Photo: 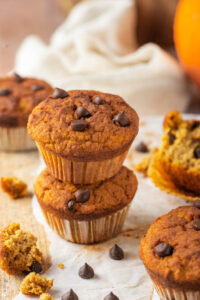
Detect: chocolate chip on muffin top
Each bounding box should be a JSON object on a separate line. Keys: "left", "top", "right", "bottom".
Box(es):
{"left": 28, "top": 90, "right": 139, "bottom": 160}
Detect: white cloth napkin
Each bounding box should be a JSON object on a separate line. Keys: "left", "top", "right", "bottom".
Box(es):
{"left": 15, "top": 0, "right": 189, "bottom": 115}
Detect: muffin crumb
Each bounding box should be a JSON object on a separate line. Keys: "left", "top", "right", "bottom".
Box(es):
{"left": 40, "top": 293, "right": 54, "bottom": 300}
{"left": 1, "top": 176, "right": 27, "bottom": 199}
{"left": 20, "top": 272, "right": 53, "bottom": 295}
{"left": 58, "top": 263, "right": 64, "bottom": 269}
{"left": 134, "top": 148, "right": 158, "bottom": 175}
{"left": 0, "top": 223, "right": 42, "bottom": 275}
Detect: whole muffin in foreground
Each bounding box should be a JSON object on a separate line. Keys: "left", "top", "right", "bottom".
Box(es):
{"left": 0, "top": 73, "right": 53, "bottom": 151}
{"left": 34, "top": 166, "right": 138, "bottom": 244}
{"left": 149, "top": 111, "right": 200, "bottom": 196}
{"left": 28, "top": 89, "right": 139, "bottom": 184}
{"left": 139, "top": 204, "right": 200, "bottom": 300}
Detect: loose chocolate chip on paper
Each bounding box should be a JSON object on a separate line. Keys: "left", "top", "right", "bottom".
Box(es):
{"left": 109, "top": 244, "right": 124, "bottom": 260}
{"left": 168, "top": 131, "right": 176, "bottom": 145}
{"left": 94, "top": 95, "right": 104, "bottom": 105}
{"left": 0, "top": 89, "right": 11, "bottom": 96}
{"left": 32, "top": 84, "right": 44, "bottom": 91}
{"left": 193, "top": 219, "right": 200, "bottom": 231}
{"left": 194, "top": 145, "right": 200, "bottom": 158}
{"left": 71, "top": 120, "right": 88, "bottom": 132}
{"left": 76, "top": 106, "right": 91, "bottom": 119}
{"left": 75, "top": 189, "right": 90, "bottom": 203}
{"left": 12, "top": 72, "right": 24, "bottom": 82}
{"left": 61, "top": 289, "right": 79, "bottom": 300}
{"left": 68, "top": 200, "right": 76, "bottom": 211}
{"left": 104, "top": 292, "right": 120, "bottom": 300}
{"left": 135, "top": 142, "right": 149, "bottom": 153}
{"left": 114, "top": 111, "right": 129, "bottom": 127}
{"left": 53, "top": 87, "right": 69, "bottom": 99}
{"left": 193, "top": 200, "right": 200, "bottom": 209}
{"left": 78, "top": 263, "right": 94, "bottom": 279}
{"left": 30, "top": 261, "right": 43, "bottom": 273}
{"left": 155, "top": 243, "right": 173, "bottom": 257}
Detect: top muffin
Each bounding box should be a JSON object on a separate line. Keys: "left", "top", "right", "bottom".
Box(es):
{"left": 0, "top": 74, "right": 53, "bottom": 127}
{"left": 139, "top": 205, "right": 200, "bottom": 290}
{"left": 28, "top": 89, "right": 139, "bottom": 160}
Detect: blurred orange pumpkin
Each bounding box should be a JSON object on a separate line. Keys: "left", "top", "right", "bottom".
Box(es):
{"left": 174, "top": 0, "right": 200, "bottom": 87}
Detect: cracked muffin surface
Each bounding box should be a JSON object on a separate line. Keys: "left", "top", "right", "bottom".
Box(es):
{"left": 34, "top": 166, "right": 138, "bottom": 221}
{"left": 140, "top": 205, "right": 200, "bottom": 290}
{"left": 0, "top": 75, "right": 53, "bottom": 127}
{"left": 0, "top": 223, "right": 42, "bottom": 275}
{"left": 28, "top": 90, "right": 139, "bottom": 160}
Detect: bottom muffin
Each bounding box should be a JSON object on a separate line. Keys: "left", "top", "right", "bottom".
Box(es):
{"left": 139, "top": 204, "right": 200, "bottom": 300}
{"left": 34, "top": 166, "right": 138, "bottom": 244}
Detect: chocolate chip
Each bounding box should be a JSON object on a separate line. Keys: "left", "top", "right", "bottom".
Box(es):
{"left": 53, "top": 87, "right": 69, "bottom": 99}
{"left": 191, "top": 121, "right": 200, "bottom": 130}
{"left": 78, "top": 263, "right": 94, "bottom": 279}
{"left": 193, "top": 219, "right": 200, "bottom": 231}
{"left": 109, "top": 244, "right": 124, "bottom": 260}
{"left": 0, "top": 89, "right": 11, "bottom": 96}
{"left": 61, "top": 289, "right": 79, "bottom": 300}
{"left": 193, "top": 200, "right": 200, "bottom": 209}
{"left": 31, "top": 84, "right": 44, "bottom": 91}
{"left": 75, "top": 189, "right": 90, "bottom": 203}
{"left": 12, "top": 72, "right": 23, "bottom": 82}
{"left": 155, "top": 243, "right": 173, "bottom": 257}
{"left": 68, "top": 200, "right": 76, "bottom": 211}
{"left": 168, "top": 131, "right": 176, "bottom": 145}
{"left": 135, "top": 142, "right": 149, "bottom": 153}
{"left": 103, "top": 292, "right": 119, "bottom": 300}
{"left": 71, "top": 120, "right": 88, "bottom": 131}
{"left": 194, "top": 145, "right": 200, "bottom": 158}
{"left": 94, "top": 95, "right": 104, "bottom": 105}
{"left": 30, "top": 261, "right": 43, "bottom": 273}
{"left": 114, "top": 111, "right": 129, "bottom": 127}
{"left": 76, "top": 106, "right": 91, "bottom": 119}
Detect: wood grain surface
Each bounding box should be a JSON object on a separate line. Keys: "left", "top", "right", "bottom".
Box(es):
{"left": 0, "top": 150, "right": 51, "bottom": 299}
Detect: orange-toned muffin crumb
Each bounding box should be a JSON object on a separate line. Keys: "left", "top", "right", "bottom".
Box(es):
{"left": 140, "top": 205, "right": 200, "bottom": 290}
{"left": 1, "top": 176, "right": 27, "bottom": 199}
{"left": 134, "top": 147, "right": 158, "bottom": 176}
{"left": 0, "top": 223, "right": 42, "bottom": 275}
{"left": 148, "top": 111, "right": 200, "bottom": 196}
{"left": 20, "top": 272, "right": 53, "bottom": 295}
{"left": 40, "top": 293, "right": 54, "bottom": 300}
{"left": 28, "top": 89, "right": 139, "bottom": 160}
{"left": 34, "top": 166, "right": 138, "bottom": 221}
{"left": 58, "top": 263, "right": 64, "bottom": 269}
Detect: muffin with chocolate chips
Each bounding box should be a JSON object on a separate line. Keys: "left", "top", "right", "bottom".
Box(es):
{"left": 28, "top": 89, "right": 139, "bottom": 184}
{"left": 139, "top": 204, "right": 200, "bottom": 300}
{"left": 0, "top": 73, "right": 53, "bottom": 151}
{"left": 148, "top": 111, "right": 200, "bottom": 197}
{"left": 34, "top": 166, "right": 138, "bottom": 244}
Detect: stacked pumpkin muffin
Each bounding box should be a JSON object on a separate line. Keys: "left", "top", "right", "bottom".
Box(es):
{"left": 28, "top": 89, "right": 139, "bottom": 244}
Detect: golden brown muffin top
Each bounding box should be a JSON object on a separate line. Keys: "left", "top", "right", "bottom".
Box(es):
{"left": 34, "top": 166, "right": 138, "bottom": 221}
{"left": 28, "top": 90, "right": 139, "bottom": 160}
{"left": 139, "top": 205, "right": 200, "bottom": 290}
{"left": 0, "top": 74, "right": 53, "bottom": 127}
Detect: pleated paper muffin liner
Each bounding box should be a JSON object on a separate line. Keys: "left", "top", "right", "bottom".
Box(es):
{"left": 0, "top": 127, "right": 36, "bottom": 151}
{"left": 40, "top": 204, "right": 131, "bottom": 244}
{"left": 147, "top": 270, "right": 200, "bottom": 300}
{"left": 36, "top": 143, "right": 129, "bottom": 184}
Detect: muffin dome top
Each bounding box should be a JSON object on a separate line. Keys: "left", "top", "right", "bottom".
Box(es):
{"left": 0, "top": 74, "right": 53, "bottom": 127}
{"left": 28, "top": 90, "right": 139, "bottom": 160}
{"left": 34, "top": 166, "right": 138, "bottom": 221}
{"left": 139, "top": 205, "right": 200, "bottom": 290}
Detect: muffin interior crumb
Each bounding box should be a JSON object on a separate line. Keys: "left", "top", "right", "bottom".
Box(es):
{"left": 40, "top": 293, "right": 54, "bottom": 300}
{"left": 1, "top": 176, "right": 27, "bottom": 199}
{"left": 0, "top": 223, "right": 42, "bottom": 274}
{"left": 20, "top": 272, "right": 53, "bottom": 295}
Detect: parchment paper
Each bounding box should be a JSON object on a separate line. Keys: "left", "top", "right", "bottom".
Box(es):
{"left": 11, "top": 115, "right": 196, "bottom": 300}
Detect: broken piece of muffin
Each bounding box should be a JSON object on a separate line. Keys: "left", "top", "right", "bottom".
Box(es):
{"left": 0, "top": 223, "right": 43, "bottom": 275}
{"left": 40, "top": 293, "right": 54, "bottom": 300}
{"left": 1, "top": 176, "right": 27, "bottom": 199}
{"left": 20, "top": 272, "right": 53, "bottom": 295}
